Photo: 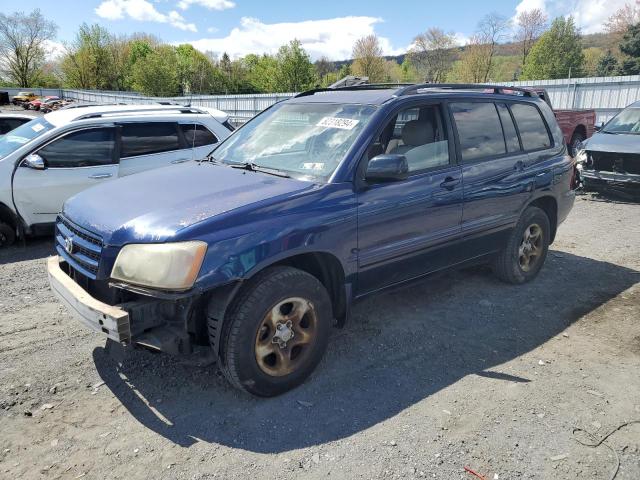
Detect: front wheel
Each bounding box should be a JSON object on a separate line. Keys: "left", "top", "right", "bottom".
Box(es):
{"left": 569, "top": 131, "right": 585, "bottom": 158}
{"left": 493, "top": 207, "right": 550, "bottom": 284}
{"left": 215, "top": 266, "right": 332, "bottom": 397}
{"left": 0, "top": 222, "right": 16, "bottom": 248}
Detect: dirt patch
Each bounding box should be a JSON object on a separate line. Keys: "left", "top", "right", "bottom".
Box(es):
{"left": 1, "top": 193, "right": 639, "bottom": 479}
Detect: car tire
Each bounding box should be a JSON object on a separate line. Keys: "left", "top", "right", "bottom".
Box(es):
{"left": 0, "top": 222, "right": 16, "bottom": 248}
{"left": 569, "top": 131, "right": 585, "bottom": 158}
{"left": 492, "top": 206, "right": 550, "bottom": 284}
{"left": 215, "top": 266, "right": 332, "bottom": 397}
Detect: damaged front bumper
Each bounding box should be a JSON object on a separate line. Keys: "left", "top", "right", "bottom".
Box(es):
{"left": 47, "top": 256, "right": 200, "bottom": 354}
{"left": 47, "top": 256, "right": 131, "bottom": 343}
{"left": 581, "top": 169, "right": 640, "bottom": 197}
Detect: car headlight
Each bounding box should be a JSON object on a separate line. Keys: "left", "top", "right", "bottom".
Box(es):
{"left": 111, "top": 241, "right": 207, "bottom": 290}
{"left": 575, "top": 149, "right": 588, "bottom": 164}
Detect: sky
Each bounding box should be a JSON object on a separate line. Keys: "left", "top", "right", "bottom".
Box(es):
{"left": 10, "top": 0, "right": 630, "bottom": 61}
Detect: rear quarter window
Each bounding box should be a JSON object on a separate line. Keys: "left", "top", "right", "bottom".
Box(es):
{"left": 451, "top": 102, "right": 506, "bottom": 161}
{"left": 510, "top": 103, "right": 552, "bottom": 151}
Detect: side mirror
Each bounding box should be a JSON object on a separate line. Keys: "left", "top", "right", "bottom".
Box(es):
{"left": 23, "top": 153, "right": 45, "bottom": 170}
{"left": 594, "top": 122, "right": 604, "bottom": 132}
{"left": 365, "top": 154, "right": 409, "bottom": 183}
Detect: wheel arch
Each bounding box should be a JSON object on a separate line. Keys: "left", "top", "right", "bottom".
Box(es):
{"left": 527, "top": 195, "right": 558, "bottom": 243}
{"left": 0, "top": 202, "right": 19, "bottom": 231}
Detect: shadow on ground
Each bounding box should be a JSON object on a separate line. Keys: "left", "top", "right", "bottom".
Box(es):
{"left": 0, "top": 238, "right": 54, "bottom": 265}
{"left": 93, "top": 252, "right": 639, "bottom": 453}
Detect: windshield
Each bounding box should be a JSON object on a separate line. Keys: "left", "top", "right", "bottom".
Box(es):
{"left": 0, "top": 117, "right": 55, "bottom": 159}
{"left": 603, "top": 107, "right": 640, "bottom": 134}
{"left": 212, "top": 102, "right": 377, "bottom": 181}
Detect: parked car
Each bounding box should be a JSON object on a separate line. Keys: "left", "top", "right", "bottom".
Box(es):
{"left": 0, "top": 113, "right": 34, "bottom": 135}
{"left": 532, "top": 88, "right": 596, "bottom": 156}
{"left": 25, "top": 96, "right": 60, "bottom": 111}
{"left": 0, "top": 104, "right": 232, "bottom": 247}
{"left": 41, "top": 99, "right": 73, "bottom": 113}
{"left": 48, "top": 84, "right": 576, "bottom": 397}
{"left": 11, "top": 91, "right": 37, "bottom": 105}
{"left": 578, "top": 100, "right": 640, "bottom": 198}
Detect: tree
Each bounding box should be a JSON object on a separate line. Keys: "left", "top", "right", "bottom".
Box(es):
{"left": 452, "top": 34, "right": 494, "bottom": 82}
{"left": 351, "top": 35, "right": 386, "bottom": 82}
{"left": 605, "top": 1, "right": 640, "bottom": 35}
{"left": 477, "top": 13, "right": 511, "bottom": 82}
{"left": 274, "top": 40, "right": 315, "bottom": 92}
{"left": 175, "top": 43, "right": 224, "bottom": 94}
{"left": 521, "top": 17, "right": 585, "bottom": 80}
{"left": 583, "top": 47, "right": 604, "bottom": 76}
{"left": 130, "top": 45, "right": 180, "bottom": 96}
{"left": 408, "top": 28, "right": 457, "bottom": 82}
{"left": 244, "top": 53, "right": 279, "bottom": 92}
{"left": 0, "top": 9, "right": 57, "bottom": 86}
{"left": 596, "top": 51, "right": 619, "bottom": 76}
{"left": 618, "top": 23, "right": 640, "bottom": 75}
{"left": 314, "top": 57, "right": 334, "bottom": 84}
{"left": 515, "top": 9, "right": 548, "bottom": 66}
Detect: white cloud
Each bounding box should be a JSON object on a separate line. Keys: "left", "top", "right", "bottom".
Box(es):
{"left": 177, "top": 0, "right": 235, "bottom": 11}
{"left": 43, "top": 40, "right": 66, "bottom": 61}
{"left": 95, "top": 0, "right": 197, "bottom": 32}
{"left": 186, "top": 16, "right": 404, "bottom": 61}
{"left": 513, "top": 0, "right": 629, "bottom": 34}
{"left": 206, "top": 26, "right": 219, "bottom": 33}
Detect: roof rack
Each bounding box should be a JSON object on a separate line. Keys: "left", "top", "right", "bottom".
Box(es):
{"left": 72, "top": 105, "right": 206, "bottom": 121}
{"left": 295, "top": 83, "right": 415, "bottom": 98}
{"left": 395, "top": 83, "right": 537, "bottom": 97}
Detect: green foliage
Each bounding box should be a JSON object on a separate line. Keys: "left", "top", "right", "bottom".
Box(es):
{"left": 521, "top": 17, "right": 585, "bottom": 79}
{"left": 275, "top": 40, "right": 316, "bottom": 91}
{"left": 618, "top": 23, "right": 640, "bottom": 75}
{"left": 596, "top": 51, "right": 619, "bottom": 76}
{"left": 130, "top": 45, "right": 180, "bottom": 96}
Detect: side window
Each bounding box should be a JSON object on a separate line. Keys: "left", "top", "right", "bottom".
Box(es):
{"left": 180, "top": 124, "right": 218, "bottom": 148}
{"left": 510, "top": 103, "right": 552, "bottom": 151}
{"left": 451, "top": 102, "right": 506, "bottom": 161}
{"left": 496, "top": 103, "right": 521, "bottom": 153}
{"left": 0, "top": 118, "right": 29, "bottom": 134}
{"left": 38, "top": 129, "right": 115, "bottom": 168}
{"left": 120, "top": 122, "right": 181, "bottom": 158}
{"left": 368, "top": 104, "right": 450, "bottom": 173}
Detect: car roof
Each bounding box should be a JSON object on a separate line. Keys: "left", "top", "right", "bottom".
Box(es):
{"left": 287, "top": 84, "right": 543, "bottom": 106}
{"left": 43, "top": 103, "right": 229, "bottom": 127}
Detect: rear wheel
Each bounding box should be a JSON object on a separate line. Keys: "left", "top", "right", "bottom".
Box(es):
{"left": 493, "top": 207, "right": 550, "bottom": 284}
{"left": 0, "top": 222, "right": 16, "bottom": 248}
{"left": 215, "top": 266, "right": 332, "bottom": 397}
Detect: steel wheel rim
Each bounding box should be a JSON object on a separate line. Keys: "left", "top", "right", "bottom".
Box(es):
{"left": 254, "top": 297, "right": 318, "bottom": 377}
{"left": 518, "top": 223, "right": 543, "bottom": 272}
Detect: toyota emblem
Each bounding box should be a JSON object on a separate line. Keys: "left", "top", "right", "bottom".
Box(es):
{"left": 64, "top": 236, "right": 74, "bottom": 254}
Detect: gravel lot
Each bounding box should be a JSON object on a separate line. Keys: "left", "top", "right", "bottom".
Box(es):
{"left": 0, "top": 193, "right": 639, "bottom": 480}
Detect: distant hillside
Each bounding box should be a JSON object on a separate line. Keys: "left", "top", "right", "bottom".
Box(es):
{"left": 334, "top": 31, "right": 618, "bottom": 66}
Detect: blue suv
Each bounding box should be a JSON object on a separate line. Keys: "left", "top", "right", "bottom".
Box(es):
{"left": 48, "top": 84, "right": 577, "bottom": 396}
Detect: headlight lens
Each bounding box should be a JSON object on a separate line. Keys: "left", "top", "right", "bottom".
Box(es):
{"left": 575, "top": 149, "right": 588, "bottom": 164}
{"left": 111, "top": 241, "right": 207, "bottom": 290}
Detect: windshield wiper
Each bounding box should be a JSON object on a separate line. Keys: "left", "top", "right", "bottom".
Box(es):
{"left": 228, "top": 162, "right": 291, "bottom": 178}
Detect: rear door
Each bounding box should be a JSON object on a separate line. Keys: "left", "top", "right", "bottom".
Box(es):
{"left": 12, "top": 127, "right": 118, "bottom": 226}
{"left": 116, "top": 121, "right": 190, "bottom": 176}
{"left": 450, "top": 101, "right": 532, "bottom": 255}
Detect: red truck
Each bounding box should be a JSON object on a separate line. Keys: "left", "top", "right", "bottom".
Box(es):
{"left": 532, "top": 89, "right": 596, "bottom": 156}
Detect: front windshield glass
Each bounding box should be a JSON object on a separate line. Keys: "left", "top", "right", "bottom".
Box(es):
{"left": 213, "top": 102, "right": 377, "bottom": 181}
{"left": 0, "top": 117, "right": 55, "bottom": 159}
{"left": 603, "top": 107, "right": 640, "bottom": 134}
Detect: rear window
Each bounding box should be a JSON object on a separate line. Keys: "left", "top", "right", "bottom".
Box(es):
{"left": 120, "top": 122, "right": 181, "bottom": 158}
{"left": 180, "top": 124, "right": 218, "bottom": 147}
{"left": 510, "top": 103, "right": 551, "bottom": 151}
{"left": 451, "top": 102, "right": 506, "bottom": 161}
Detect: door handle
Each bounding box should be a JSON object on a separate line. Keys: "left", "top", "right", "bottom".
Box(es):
{"left": 440, "top": 176, "right": 460, "bottom": 191}
{"left": 89, "top": 173, "right": 112, "bottom": 179}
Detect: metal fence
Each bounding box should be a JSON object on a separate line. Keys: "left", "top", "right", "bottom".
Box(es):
{"left": 3, "top": 75, "right": 639, "bottom": 125}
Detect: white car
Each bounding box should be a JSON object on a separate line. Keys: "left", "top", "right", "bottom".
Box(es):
{"left": 0, "top": 104, "right": 233, "bottom": 247}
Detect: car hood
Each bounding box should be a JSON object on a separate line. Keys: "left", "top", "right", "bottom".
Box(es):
{"left": 585, "top": 131, "right": 640, "bottom": 154}
{"left": 62, "top": 162, "right": 315, "bottom": 245}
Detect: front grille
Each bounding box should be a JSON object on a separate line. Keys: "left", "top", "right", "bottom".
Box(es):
{"left": 589, "top": 151, "right": 640, "bottom": 175}
{"left": 55, "top": 215, "right": 103, "bottom": 279}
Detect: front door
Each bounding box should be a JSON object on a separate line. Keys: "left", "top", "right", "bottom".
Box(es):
{"left": 356, "top": 102, "right": 463, "bottom": 294}
{"left": 12, "top": 127, "right": 117, "bottom": 227}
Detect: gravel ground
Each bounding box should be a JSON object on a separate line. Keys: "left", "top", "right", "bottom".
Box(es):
{"left": 0, "top": 193, "right": 639, "bottom": 480}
